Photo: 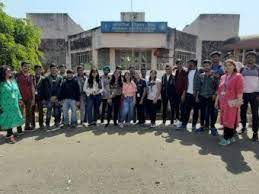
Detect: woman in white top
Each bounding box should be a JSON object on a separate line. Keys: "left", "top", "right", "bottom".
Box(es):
{"left": 83, "top": 68, "right": 103, "bottom": 126}
{"left": 146, "top": 70, "right": 162, "bottom": 128}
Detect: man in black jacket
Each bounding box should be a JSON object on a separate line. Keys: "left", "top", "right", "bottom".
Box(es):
{"left": 32, "top": 65, "right": 44, "bottom": 129}
{"left": 40, "top": 63, "right": 63, "bottom": 128}
{"left": 59, "top": 69, "right": 80, "bottom": 128}
{"left": 161, "top": 65, "right": 176, "bottom": 125}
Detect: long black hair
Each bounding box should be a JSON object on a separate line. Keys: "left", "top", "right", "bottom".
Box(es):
{"left": 88, "top": 68, "right": 101, "bottom": 88}
{"left": 123, "top": 72, "right": 131, "bottom": 83}
{"left": 110, "top": 70, "right": 123, "bottom": 87}
{"left": 0, "top": 65, "right": 9, "bottom": 83}
{"left": 149, "top": 70, "right": 157, "bottom": 82}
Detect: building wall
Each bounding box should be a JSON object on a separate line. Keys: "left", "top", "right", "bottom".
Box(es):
{"left": 39, "top": 39, "right": 66, "bottom": 66}
{"left": 27, "top": 13, "right": 84, "bottom": 67}
{"left": 27, "top": 13, "right": 83, "bottom": 39}
{"left": 183, "top": 14, "right": 240, "bottom": 64}
{"left": 97, "top": 32, "right": 167, "bottom": 49}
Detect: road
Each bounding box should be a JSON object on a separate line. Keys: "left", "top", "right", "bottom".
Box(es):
{"left": 0, "top": 123, "right": 259, "bottom": 194}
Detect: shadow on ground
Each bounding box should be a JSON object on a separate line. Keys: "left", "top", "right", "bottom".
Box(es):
{"left": 0, "top": 123, "right": 258, "bottom": 174}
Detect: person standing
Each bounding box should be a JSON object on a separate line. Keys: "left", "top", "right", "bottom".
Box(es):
{"left": 135, "top": 71, "right": 147, "bottom": 125}
{"left": 119, "top": 72, "right": 137, "bottom": 128}
{"left": 161, "top": 65, "right": 176, "bottom": 125}
{"left": 178, "top": 59, "right": 200, "bottom": 131}
{"left": 174, "top": 59, "right": 188, "bottom": 128}
{"left": 83, "top": 68, "right": 103, "bottom": 126}
{"left": 141, "top": 66, "right": 147, "bottom": 81}
{"left": 59, "top": 64, "right": 66, "bottom": 79}
{"left": 210, "top": 51, "right": 225, "bottom": 135}
{"left": 16, "top": 61, "right": 35, "bottom": 131}
{"left": 0, "top": 66, "right": 24, "bottom": 144}
{"left": 106, "top": 69, "right": 123, "bottom": 127}
{"left": 195, "top": 60, "right": 218, "bottom": 133}
{"left": 40, "top": 63, "right": 63, "bottom": 129}
{"left": 32, "top": 65, "right": 44, "bottom": 129}
{"left": 225, "top": 52, "right": 243, "bottom": 72}
{"left": 100, "top": 66, "right": 111, "bottom": 124}
{"left": 146, "top": 70, "right": 162, "bottom": 128}
{"left": 240, "top": 51, "right": 259, "bottom": 141}
{"left": 75, "top": 65, "right": 87, "bottom": 125}
{"left": 215, "top": 59, "right": 244, "bottom": 146}
{"left": 59, "top": 70, "right": 80, "bottom": 128}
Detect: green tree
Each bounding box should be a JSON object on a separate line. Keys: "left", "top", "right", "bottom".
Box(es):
{"left": 0, "top": 1, "right": 42, "bottom": 70}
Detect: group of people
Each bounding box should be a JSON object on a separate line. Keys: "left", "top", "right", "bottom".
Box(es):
{"left": 0, "top": 50, "right": 258, "bottom": 146}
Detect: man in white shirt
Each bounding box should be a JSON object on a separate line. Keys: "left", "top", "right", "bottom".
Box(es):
{"left": 178, "top": 59, "right": 200, "bottom": 130}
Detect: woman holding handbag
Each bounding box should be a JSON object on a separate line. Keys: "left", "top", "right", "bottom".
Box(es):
{"left": 215, "top": 59, "right": 244, "bottom": 146}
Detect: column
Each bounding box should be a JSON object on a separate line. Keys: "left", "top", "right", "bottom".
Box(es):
{"left": 92, "top": 49, "right": 98, "bottom": 67}
{"left": 151, "top": 49, "right": 157, "bottom": 70}
{"left": 109, "top": 48, "right": 116, "bottom": 70}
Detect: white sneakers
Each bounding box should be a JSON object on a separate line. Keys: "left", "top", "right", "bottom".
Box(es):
{"left": 175, "top": 120, "right": 182, "bottom": 128}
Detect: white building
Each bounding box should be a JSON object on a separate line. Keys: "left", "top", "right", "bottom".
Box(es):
{"left": 67, "top": 12, "right": 197, "bottom": 71}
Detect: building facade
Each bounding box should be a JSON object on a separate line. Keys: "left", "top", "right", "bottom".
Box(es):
{"left": 28, "top": 12, "right": 242, "bottom": 70}
{"left": 67, "top": 12, "right": 197, "bottom": 71}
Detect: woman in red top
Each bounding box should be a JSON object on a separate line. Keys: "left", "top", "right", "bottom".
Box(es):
{"left": 215, "top": 59, "right": 244, "bottom": 146}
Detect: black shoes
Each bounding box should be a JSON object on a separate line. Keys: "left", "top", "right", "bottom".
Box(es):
{"left": 252, "top": 133, "right": 258, "bottom": 142}
{"left": 239, "top": 128, "right": 247, "bottom": 134}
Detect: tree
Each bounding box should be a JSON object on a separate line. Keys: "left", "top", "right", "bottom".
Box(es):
{"left": 0, "top": 1, "right": 42, "bottom": 70}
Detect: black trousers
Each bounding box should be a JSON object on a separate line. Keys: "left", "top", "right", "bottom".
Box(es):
{"left": 224, "top": 127, "right": 235, "bottom": 140}
{"left": 32, "top": 98, "right": 44, "bottom": 127}
{"left": 101, "top": 99, "right": 109, "bottom": 123}
{"left": 182, "top": 93, "right": 199, "bottom": 127}
{"left": 107, "top": 95, "right": 121, "bottom": 124}
{"left": 162, "top": 97, "right": 175, "bottom": 124}
{"left": 136, "top": 97, "right": 146, "bottom": 124}
{"left": 146, "top": 99, "right": 161, "bottom": 124}
{"left": 174, "top": 93, "right": 183, "bottom": 121}
{"left": 199, "top": 96, "right": 215, "bottom": 128}
{"left": 241, "top": 93, "right": 259, "bottom": 133}
{"left": 6, "top": 126, "right": 22, "bottom": 137}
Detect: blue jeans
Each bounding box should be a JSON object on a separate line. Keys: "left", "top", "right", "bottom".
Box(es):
{"left": 46, "top": 101, "right": 61, "bottom": 126}
{"left": 62, "top": 99, "right": 77, "bottom": 125}
{"left": 87, "top": 94, "right": 101, "bottom": 124}
{"left": 121, "top": 96, "right": 134, "bottom": 123}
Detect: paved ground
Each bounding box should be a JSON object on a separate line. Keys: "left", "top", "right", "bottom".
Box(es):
{"left": 0, "top": 122, "right": 259, "bottom": 194}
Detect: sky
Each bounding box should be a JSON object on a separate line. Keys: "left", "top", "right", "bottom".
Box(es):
{"left": 3, "top": 0, "right": 259, "bottom": 36}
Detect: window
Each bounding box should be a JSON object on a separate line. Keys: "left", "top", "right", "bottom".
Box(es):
{"left": 115, "top": 49, "right": 151, "bottom": 70}
{"left": 71, "top": 51, "right": 92, "bottom": 68}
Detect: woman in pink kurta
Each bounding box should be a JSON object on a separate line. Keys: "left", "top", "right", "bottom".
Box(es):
{"left": 215, "top": 59, "right": 244, "bottom": 146}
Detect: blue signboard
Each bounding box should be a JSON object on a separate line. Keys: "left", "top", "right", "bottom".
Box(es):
{"left": 101, "top": 21, "right": 168, "bottom": 33}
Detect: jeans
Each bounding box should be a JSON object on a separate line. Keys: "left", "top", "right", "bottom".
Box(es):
{"left": 87, "top": 94, "right": 101, "bottom": 124}
{"left": 62, "top": 99, "right": 77, "bottom": 125}
{"left": 79, "top": 95, "right": 86, "bottom": 123}
{"left": 46, "top": 101, "right": 61, "bottom": 126}
{"left": 199, "top": 96, "right": 215, "bottom": 128}
{"left": 121, "top": 96, "right": 134, "bottom": 123}
{"left": 241, "top": 93, "right": 259, "bottom": 133}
